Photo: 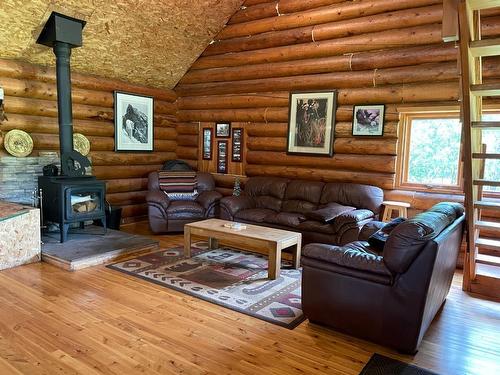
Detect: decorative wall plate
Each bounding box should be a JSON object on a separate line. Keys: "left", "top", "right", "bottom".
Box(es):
{"left": 3, "top": 129, "right": 33, "bottom": 157}
{"left": 73, "top": 133, "right": 91, "bottom": 156}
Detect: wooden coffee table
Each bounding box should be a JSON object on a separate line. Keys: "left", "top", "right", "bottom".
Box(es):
{"left": 184, "top": 218, "right": 302, "bottom": 279}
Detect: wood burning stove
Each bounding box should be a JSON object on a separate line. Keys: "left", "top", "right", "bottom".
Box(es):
{"left": 38, "top": 176, "right": 106, "bottom": 242}
{"left": 36, "top": 12, "right": 107, "bottom": 242}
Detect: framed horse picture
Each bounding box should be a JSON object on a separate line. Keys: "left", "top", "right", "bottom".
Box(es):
{"left": 286, "top": 91, "right": 336, "bottom": 156}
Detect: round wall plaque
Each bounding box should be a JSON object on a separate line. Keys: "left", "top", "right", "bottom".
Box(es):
{"left": 73, "top": 133, "right": 91, "bottom": 156}
{"left": 3, "top": 129, "right": 33, "bottom": 157}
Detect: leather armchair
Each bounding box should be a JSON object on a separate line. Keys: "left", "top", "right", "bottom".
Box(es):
{"left": 146, "top": 171, "right": 222, "bottom": 233}
{"left": 301, "top": 202, "right": 465, "bottom": 353}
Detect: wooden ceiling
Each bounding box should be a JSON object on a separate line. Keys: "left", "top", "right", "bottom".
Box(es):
{"left": 0, "top": 0, "right": 244, "bottom": 89}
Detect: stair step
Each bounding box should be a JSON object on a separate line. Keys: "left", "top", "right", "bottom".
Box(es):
{"left": 477, "top": 237, "right": 500, "bottom": 251}
{"left": 470, "top": 83, "right": 500, "bottom": 96}
{"left": 472, "top": 153, "right": 500, "bottom": 159}
{"left": 471, "top": 121, "right": 500, "bottom": 129}
{"left": 470, "top": 37, "right": 500, "bottom": 57}
{"left": 469, "top": 0, "right": 500, "bottom": 10}
{"left": 474, "top": 179, "right": 500, "bottom": 187}
{"left": 476, "top": 253, "right": 500, "bottom": 267}
{"left": 474, "top": 200, "right": 500, "bottom": 210}
{"left": 475, "top": 220, "right": 500, "bottom": 231}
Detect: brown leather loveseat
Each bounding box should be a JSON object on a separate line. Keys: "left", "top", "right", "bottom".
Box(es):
{"left": 220, "top": 176, "right": 384, "bottom": 245}
{"left": 146, "top": 171, "right": 222, "bottom": 233}
{"left": 301, "top": 202, "right": 465, "bottom": 353}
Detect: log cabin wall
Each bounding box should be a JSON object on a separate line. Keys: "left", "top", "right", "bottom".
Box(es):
{"left": 0, "top": 58, "right": 177, "bottom": 223}
{"left": 175, "top": 0, "right": 500, "bottom": 207}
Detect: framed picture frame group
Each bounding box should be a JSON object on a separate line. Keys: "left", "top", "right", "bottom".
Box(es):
{"left": 202, "top": 122, "right": 243, "bottom": 174}
{"left": 114, "top": 91, "right": 154, "bottom": 152}
{"left": 286, "top": 91, "right": 336, "bottom": 157}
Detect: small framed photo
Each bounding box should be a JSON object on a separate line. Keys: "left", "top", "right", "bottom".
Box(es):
{"left": 232, "top": 128, "right": 243, "bottom": 162}
{"left": 217, "top": 140, "right": 228, "bottom": 174}
{"left": 202, "top": 128, "right": 213, "bottom": 160}
{"left": 287, "top": 91, "right": 336, "bottom": 156}
{"left": 114, "top": 91, "right": 154, "bottom": 152}
{"left": 352, "top": 105, "right": 385, "bottom": 136}
{"left": 216, "top": 122, "right": 231, "bottom": 138}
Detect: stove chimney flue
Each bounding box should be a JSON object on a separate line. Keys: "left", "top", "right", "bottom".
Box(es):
{"left": 53, "top": 41, "right": 74, "bottom": 156}
{"left": 36, "top": 12, "right": 87, "bottom": 175}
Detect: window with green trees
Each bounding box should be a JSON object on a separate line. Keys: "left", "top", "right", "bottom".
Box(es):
{"left": 398, "top": 111, "right": 499, "bottom": 193}
{"left": 398, "top": 112, "right": 462, "bottom": 192}
{"left": 407, "top": 117, "right": 462, "bottom": 186}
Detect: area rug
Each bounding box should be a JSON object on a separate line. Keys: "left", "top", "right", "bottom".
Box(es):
{"left": 107, "top": 242, "right": 304, "bottom": 329}
{"left": 360, "top": 354, "right": 439, "bottom": 375}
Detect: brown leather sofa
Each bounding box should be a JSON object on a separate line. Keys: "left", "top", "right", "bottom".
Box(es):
{"left": 301, "top": 202, "right": 465, "bottom": 353}
{"left": 220, "top": 176, "right": 383, "bottom": 245}
{"left": 146, "top": 171, "right": 222, "bottom": 233}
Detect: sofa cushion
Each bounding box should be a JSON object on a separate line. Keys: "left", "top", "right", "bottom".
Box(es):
{"left": 282, "top": 180, "right": 324, "bottom": 213}
{"left": 383, "top": 208, "right": 454, "bottom": 273}
{"left": 264, "top": 212, "right": 305, "bottom": 228}
{"left": 298, "top": 220, "right": 336, "bottom": 235}
{"left": 368, "top": 217, "right": 406, "bottom": 252}
{"left": 235, "top": 208, "right": 277, "bottom": 223}
{"left": 320, "top": 182, "right": 384, "bottom": 214}
{"left": 305, "top": 203, "right": 356, "bottom": 223}
{"left": 331, "top": 209, "right": 374, "bottom": 232}
{"left": 167, "top": 201, "right": 205, "bottom": 218}
{"left": 245, "top": 177, "right": 288, "bottom": 212}
{"left": 282, "top": 200, "right": 318, "bottom": 214}
{"left": 303, "top": 242, "right": 393, "bottom": 277}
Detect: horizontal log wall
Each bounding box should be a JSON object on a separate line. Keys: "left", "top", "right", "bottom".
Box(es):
{"left": 176, "top": 0, "right": 500, "bottom": 193}
{"left": 0, "top": 59, "right": 178, "bottom": 223}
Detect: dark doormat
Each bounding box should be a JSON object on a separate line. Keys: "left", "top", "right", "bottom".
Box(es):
{"left": 360, "top": 354, "right": 439, "bottom": 375}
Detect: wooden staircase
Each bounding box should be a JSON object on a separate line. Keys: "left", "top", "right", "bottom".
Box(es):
{"left": 458, "top": 0, "right": 500, "bottom": 299}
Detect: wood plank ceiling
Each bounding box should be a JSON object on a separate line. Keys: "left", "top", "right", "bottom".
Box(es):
{"left": 0, "top": 0, "right": 244, "bottom": 89}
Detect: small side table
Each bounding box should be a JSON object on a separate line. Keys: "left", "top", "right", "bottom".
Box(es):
{"left": 382, "top": 200, "right": 411, "bottom": 222}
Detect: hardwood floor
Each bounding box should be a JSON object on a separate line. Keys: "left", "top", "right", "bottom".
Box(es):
{"left": 0, "top": 222, "right": 498, "bottom": 375}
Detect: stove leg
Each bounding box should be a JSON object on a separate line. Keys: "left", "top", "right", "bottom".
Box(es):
{"left": 61, "top": 223, "right": 70, "bottom": 243}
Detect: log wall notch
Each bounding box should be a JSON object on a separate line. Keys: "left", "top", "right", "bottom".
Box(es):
{"left": 0, "top": 58, "right": 178, "bottom": 222}
{"left": 175, "top": 0, "right": 500, "bottom": 192}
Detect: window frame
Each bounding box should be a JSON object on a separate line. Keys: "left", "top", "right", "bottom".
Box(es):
{"left": 396, "top": 110, "right": 464, "bottom": 194}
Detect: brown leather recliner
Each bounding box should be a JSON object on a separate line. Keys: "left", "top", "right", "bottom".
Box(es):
{"left": 146, "top": 171, "right": 222, "bottom": 233}
{"left": 220, "top": 176, "right": 383, "bottom": 246}
{"left": 301, "top": 202, "right": 465, "bottom": 354}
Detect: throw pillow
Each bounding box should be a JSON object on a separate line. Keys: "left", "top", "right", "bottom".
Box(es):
{"left": 305, "top": 203, "right": 356, "bottom": 223}
{"left": 368, "top": 217, "right": 406, "bottom": 252}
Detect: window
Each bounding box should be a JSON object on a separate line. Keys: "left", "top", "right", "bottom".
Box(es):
{"left": 397, "top": 112, "right": 463, "bottom": 192}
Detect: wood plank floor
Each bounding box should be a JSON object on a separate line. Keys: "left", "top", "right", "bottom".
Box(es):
{"left": 0, "top": 222, "right": 498, "bottom": 375}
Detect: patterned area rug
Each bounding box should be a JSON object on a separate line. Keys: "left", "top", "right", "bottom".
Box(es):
{"left": 107, "top": 242, "right": 305, "bottom": 329}
{"left": 360, "top": 354, "right": 439, "bottom": 375}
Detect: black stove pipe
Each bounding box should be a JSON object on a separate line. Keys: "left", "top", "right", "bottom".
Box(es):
{"left": 53, "top": 42, "right": 74, "bottom": 157}
{"left": 36, "top": 12, "right": 86, "bottom": 175}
